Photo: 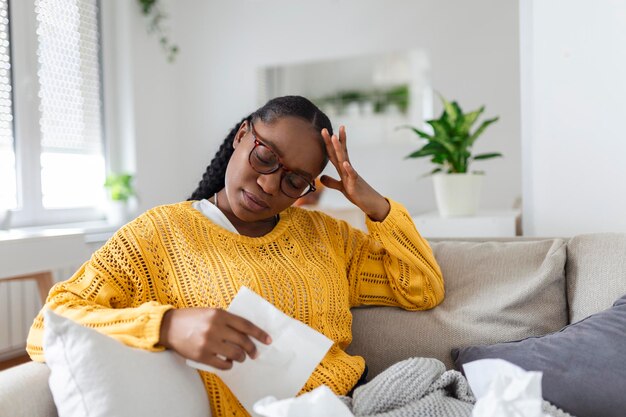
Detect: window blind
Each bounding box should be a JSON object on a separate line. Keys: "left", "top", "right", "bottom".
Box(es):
{"left": 35, "top": 0, "right": 105, "bottom": 208}
{"left": 35, "top": 0, "right": 102, "bottom": 155}
{"left": 0, "top": 0, "right": 16, "bottom": 209}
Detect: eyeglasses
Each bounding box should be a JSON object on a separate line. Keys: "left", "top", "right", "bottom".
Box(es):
{"left": 248, "top": 122, "right": 316, "bottom": 199}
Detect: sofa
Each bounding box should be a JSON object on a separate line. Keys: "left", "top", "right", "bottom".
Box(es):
{"left": 1, "top": 232, "right": 625, "bottom": 417}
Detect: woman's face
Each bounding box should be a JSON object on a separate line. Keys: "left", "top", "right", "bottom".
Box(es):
{"left": 223, "top": 116, "right": 326, "bottom": 223}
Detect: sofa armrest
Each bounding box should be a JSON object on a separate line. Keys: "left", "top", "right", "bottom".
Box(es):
{"left": 0, "top": 361, "right": 57, "bottom": 417}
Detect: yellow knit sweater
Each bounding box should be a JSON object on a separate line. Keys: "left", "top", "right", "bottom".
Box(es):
{"left": 27, "top": 199, "right": 444, "bottom": 416}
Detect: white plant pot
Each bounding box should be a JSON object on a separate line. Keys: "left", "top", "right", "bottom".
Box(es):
{"left": 432, "top": 173, "right": 484, "bottom": 217}
{"left": 0, "top": 208, "right": 11, "bottom": 230}
{"left": 105, "top": 200, "right": 131, "bottom": 226}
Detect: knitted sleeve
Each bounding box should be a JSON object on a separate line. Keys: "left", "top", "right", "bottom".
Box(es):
{"left": 26, "top": 213, "right": 174, "bottom": 362}
{"left": 341, "top": 199, "right": 444, "bottom": 309}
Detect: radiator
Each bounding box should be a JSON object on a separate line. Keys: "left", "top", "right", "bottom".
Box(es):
{"left": 0, "top": 265, "right": 79, "bottom": 361}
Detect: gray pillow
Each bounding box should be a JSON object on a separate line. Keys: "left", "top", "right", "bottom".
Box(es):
{"left": 452, "top": 293, "right": 626, "bottom": 417}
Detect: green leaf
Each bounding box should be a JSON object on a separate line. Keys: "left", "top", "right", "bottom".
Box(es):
{"left": 139, "top": 0, "right": 157, "bottom": 14}
{"left": 104, "top": 173, "right": 135, "bottom": 202}
{"left": 427, "top": 119, "right": 450, "bottom": 140}
{"left": 425, "top": 120, "right": 457, "bottom": 156}
{"left": 449, "top": 150, "right": 467, "bottom": 173}
{"left": 405, "top": 141, "right": 445, "bottom": 159}
{"left": 431, "top": 154, "right": 446, "bottom": 165}
{"left": 467, "top": 116, "right": 499, "bottom": 147}
{"left": 396, "top": 125, "right": 435, "bottom": 141}
{"left": 452, "top": 101, "right": 465, "bottom": 130}
{"left": 398, "top": 122, "right": 455, "bottom": 161}
{"left": 405, "top": 147, "right": 438, "bottom": 159}
{"left": 472, "top": 152, "right": 503, "bottom": 160}
{"left": 448, "top": 135, "right": 465, "bottom": 145}
{"left": 460, "top": 106, "right": 484, "bottom": 136}
{"left": 438, "top": 94, "right": 460, "bottom": 126}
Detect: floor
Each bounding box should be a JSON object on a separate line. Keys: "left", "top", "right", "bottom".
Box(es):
{"left": 0, "top": 352, "right": 30, "bottom": 371}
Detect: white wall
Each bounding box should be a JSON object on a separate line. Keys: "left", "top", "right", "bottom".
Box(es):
{"left": 521, "top": 0, "right": 626, "bottom": 236}
{"left": 105, "top": 1, "right": 520, "bottom": 215}
{"left": 164, "top": 0, "right": 519, "bottom": 215}
{"left": 101, "top": 0, "right": 182, "bottom": 213}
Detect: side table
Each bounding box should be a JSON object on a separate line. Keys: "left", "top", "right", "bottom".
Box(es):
{"left": 411, "top": 210, "right": 522, "bottom": 238}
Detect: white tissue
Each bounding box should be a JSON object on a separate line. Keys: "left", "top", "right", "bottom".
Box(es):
{"left": 253, "top": 385, "right": 354, "bottom": 417}
{"left": 186, "top": 287, "right": 333, "bottom": 417}
{"left": 464, "top": 359, "right": 551, "bottom": 417}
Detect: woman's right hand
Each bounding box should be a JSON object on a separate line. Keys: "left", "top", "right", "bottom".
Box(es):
{"left": 159, "top": 308, "right": 272, "bottom": 370}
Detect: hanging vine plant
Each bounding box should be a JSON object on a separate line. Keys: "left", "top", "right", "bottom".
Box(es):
{"left": 137, "top": 0, "right": 179, "bottom": 63}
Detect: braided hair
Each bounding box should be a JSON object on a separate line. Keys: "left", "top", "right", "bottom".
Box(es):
{"left": 188, "top": 95, "right": 333, "bottom": 201}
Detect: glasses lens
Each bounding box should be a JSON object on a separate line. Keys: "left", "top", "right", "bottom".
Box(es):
{"left": 281, "top": 173, "right": 311, "bottom": 198}
{"left": 248, "top": 137, "right": 313, "bottom": 198}
{"left": 250, "top": 145, "right": 279, "bottom": 173}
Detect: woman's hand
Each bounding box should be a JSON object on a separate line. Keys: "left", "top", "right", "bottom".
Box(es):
{"left": 159, "top": 308, "right": 272, "bottom": 370}
{"left": 320, "top": 125, "right": 390, "bottom": 221}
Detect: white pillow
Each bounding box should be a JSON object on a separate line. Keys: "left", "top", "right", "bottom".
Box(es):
{"left": 43, "top": 309, "right": 211, "bottom": 417}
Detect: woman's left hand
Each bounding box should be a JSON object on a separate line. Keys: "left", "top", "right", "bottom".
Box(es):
{"left": 320, "top": 125, "right": 390, "bottom": 221}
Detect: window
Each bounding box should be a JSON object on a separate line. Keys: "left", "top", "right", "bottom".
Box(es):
{"left": 0, "top": 0, "right": 15, "bottom": 210}
{"left": 1, "top": 0, "right": 105, "bottom": 227}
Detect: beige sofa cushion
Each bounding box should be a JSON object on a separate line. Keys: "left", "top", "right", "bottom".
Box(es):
{"left": 0, "top": 361, "right": 56, "bottom": 417}
{"left": 348, "top": 239, "right": 568, "bottom": 376}
{"left": 567, "top": 233, "right": 626, "bottom": 323}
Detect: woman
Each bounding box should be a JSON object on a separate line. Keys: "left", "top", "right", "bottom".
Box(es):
{"left": 27, "top": 95, "right": 444, "bottom": 416}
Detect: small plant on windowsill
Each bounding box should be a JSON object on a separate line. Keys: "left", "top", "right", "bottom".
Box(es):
{"left": 104, "top": 173, "right": 134, "bottom": 202}
{"left": 104, "top": 173, "right": 135, "bottom": 225}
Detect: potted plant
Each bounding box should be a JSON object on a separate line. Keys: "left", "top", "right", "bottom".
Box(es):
{"left": 104, "top": 173, "right": 135, "bottom": 225}
{"left": 401, "top": 95, "right": 501, "bottom": 217}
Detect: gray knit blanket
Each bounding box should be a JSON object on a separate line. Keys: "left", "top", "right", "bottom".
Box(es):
{"left": 338, "top": 358, "right": 575, "bottom": 417}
